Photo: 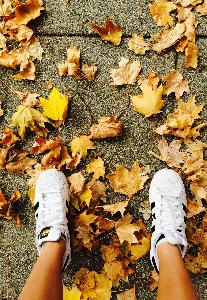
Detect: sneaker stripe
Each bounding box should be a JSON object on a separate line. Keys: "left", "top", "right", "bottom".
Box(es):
{"left": 34, "top": 201, "right": 39, "bottom": 211}
{"left": 151, "top": 202, "right": 155, "bottom": 210}
{"left": 151, "top": 225, "right": 155, "bottom": 233}
{"left": 182, "top": 203, "right": 187, "bottom": 213}
{"left": 152, "top": 256, "right": 159, "bottom": 274}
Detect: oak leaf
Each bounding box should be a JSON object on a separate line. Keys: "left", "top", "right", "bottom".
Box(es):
{"left": 40, "top": 87, "right": 69, "bottom": 125}
{"left": 58, "top": 45, "right": 80, "bottom": 78}
{"left": 151, "top": 23, "right": 185, "bottom": 53}
{"left": 69, "top": 135, "right": 96, "bottom": 159}
{"left": 96, "top": 201, "right": 129, "bottom": 217}
{"left": 115, "top": 213, "right": 141, "bottom": 244}
{"left": 106, "top": 160, "right": 149, "bottom": 198}
{"left": 149, "top": 0, "right": 177, "bottom": 26}
{"left": 131, "top": 82, "right": 166, "bottom": 117}
{"left": 88, "top": 115, "right": 123, "bottom": 139}
{"left": 10, "top": 105, "right": 51, "bottom": 139}
{"left": 87, "top": 18, "right": 122, "bottom": 46}
{"left": 13, "top": 0, "right": 44, "bottom": 25}
{"left": 81, "top": 64, "right": 97, "bottom": 82}
{"left": 86, "top": 157, "right": 105, "bottom": 179}
{"left": 128, "top": 33, "right": 150, "bottom": 55}
{"left": 163, "top": 70, "right": 190, "bottom": 99}
{"left": 0, "top": 189, "right": 21, "bottom": 226}
{"left": 149, "top": 137, "right": 186, "bottom": 168}
{"left": 110, "top": 57, "right": 141, "bottom": 85}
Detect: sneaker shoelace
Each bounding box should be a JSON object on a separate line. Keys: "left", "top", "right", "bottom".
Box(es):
{"left": 155, "top": 195, "right": 187, "bottom": 246}
{"left": 36, "top": 192, "right": 67, "bottom": 229}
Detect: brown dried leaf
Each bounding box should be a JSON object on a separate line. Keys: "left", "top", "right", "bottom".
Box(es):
{"left": 68, "top": 172, "right": 85, "bottom": 195}
{"left": 88, "top": 179, "right": 107, "bottom": 204}
{"left": 96, "top": 201, "right": 129, "bottom": 217}
{"left": 149, "top": 270, "right": 159, "bottom": 291}
{"left": 151, "top": 23, "right": 185, "bottom": 53}
{"left": 88, "top": 115, "right": 123, "bottom": 139}
{"left": 187, "top": 198, "right": 205, "bottom": 218}
{"left": 87, "top": 18, "right": 122, "bottom": 45}
{"left": 195, "top": 1, "right": 207, "bottom": 15}
{"left": 128, "top": 33, "right": 150, "bottom": 55}
{"left": 0, "top": 0, "right": 14, "bottom": 16}
{"left": 115, "top": 213, "right": 141, "bottom": 244}
{"left": 81, "top": 64, "right": 97, "bottom": 82}
{"left": 184, "top": 41, "right": 198, "bottom": 68}
{"left": 163, "top": 70, "right": 190, "bottom": 99}
{"left": 13, "top": 58, "right": 36, "bottom": 80}
{"left": 6, "top": 150, "right": 37, "bottom": 173}
{"left": 0, "top": 128, "right": 19, "bottom": 147}
{"left": 149, "top": 0, "right": 177, "bottom": 26}
{"left": 13, "top": 0, "right": 44, "bottom": 25}
{"left": 15, "top": 90, "right": 40, "bottom": 107}
{"left": 110, "top": 57, "right": 141, "bottom": 85}
{"left": 65, "top": 153, "right": 81, "bottom": 170}
{"left": 106, "top": 160, "right": 149, "bottom": 198}
{"left": 117, "top": 288, "right": 136, "bottom": 300}
{"left": 0, "top": 189, "right": 21, "bottom": 226}
{"left": 0, "top": 33, "right": 6, "bottom": 48}
{"left": 58, "top": 45, "right": 81, "bottom": 78}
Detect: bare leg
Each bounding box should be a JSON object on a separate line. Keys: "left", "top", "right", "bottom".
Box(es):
{"left": 156, "top": 243, "right": 199, "bottom": 300}
{"left": 18, "top": 239, "right": 66, "bottom": 300}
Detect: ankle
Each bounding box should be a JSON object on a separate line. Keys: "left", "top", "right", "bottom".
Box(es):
{"left": 42, "top": 239, "right": 66, "bottom": 256}
{"left": 157, "top": 242, "right": 182, "bottom": 259}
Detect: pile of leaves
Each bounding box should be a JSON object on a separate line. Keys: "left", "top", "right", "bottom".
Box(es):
{"left": 0, "top": 0, "right": 207, "bottom": 299}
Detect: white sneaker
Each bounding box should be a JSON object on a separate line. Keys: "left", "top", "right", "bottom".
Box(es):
{"left": 34, "top": 169, "right": 71, "bottom": 271}
{"left": 149, "top": 169, "right": 188, "bottom": 273}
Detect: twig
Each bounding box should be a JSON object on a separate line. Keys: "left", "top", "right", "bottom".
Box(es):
{"left": 6, "top": 253, "right": 10, "bottom": 300}
{"left": 0, "top": 79, "right": 17, "bottom": 96}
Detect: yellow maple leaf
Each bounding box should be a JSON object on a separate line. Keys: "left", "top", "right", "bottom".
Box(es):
{"left": 10, "top": 105, "right": 51, "bottom": 139}
{"left": 131, "top": 82, "right": 166, "bottom": 117}
{"left": 87, "top": 18, "right": 122, "bottom": 45}
{"left": 106, "top": 160, "right": 149, "bottom": 198}
{"left": 63, "top": 285, "right": 82, "bottom": 300}
{"left": 78, "top": 185, "right": 93, "bottom": 206}
{"left": 129, "top": 236, "right": 151, "bottom": 259}
{"left": 149, "top": 0, "right": 177, "bottom": 26}
{"left": 40, "top": 87, "right": 69, "bottom": 124}
{"left": 115, "top": 213, "right": 141, "bottom": 244}
{"left": 69, "top": 135, "right": 96, "bottom": 159}
{"left": 86, "top": 157, "right": 105, "bottom": 179}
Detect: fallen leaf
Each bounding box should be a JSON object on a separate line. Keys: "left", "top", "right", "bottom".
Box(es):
{"left": 0, "top": 101, "right": 3, "bottom": 116}
{"left": 40, "top": 87, "right": 69, "bottom": 125}
{"left": 0, "top": 189, "right": 21, "bottom": 226}
{"left": 129, "top": 236, "right": 151, "bottom": 259}
{"left": 58, "top": 45, "right": 81, "bottom": 78}
{"left": 10, "top": 104, "right": 51, "bottom": 139}
{"left": 110, "top": 57, "right": 141, "bottom": 85}
{"left": 0, "top": 0, "right": 14, "bottom": 17}
{"left": 88, "top": 115, "right": 123, "bottom": 139}
{"left": 13, "top": 0, "right": 44, "bottom": 25}
{"left": 6, "top": 150, "right": 37, "bottom": 173}
{"left": 13, "top": 58, "right": 36, "bottom": 80}
{"left": 69, "top": 135, "right": 96, "bottom": 159}
{"left": 184, "top": 41, "right": 198, "bottom": 68}
{"left": 78, "top": 185, "right": 93, "bottom": 206}
{"left": 185, "top": 252, "right": 207, "bottom": 274}
{"left": 128, "top": 33, "right": 150, "bottom": 55}
{"left": 177, "top": 0, "right": 202, "bottom": 7}
{"left": 63, "top": 285, "right": 82, "bottom": 300}
{"left": 25, "top": 37, "right": 43, "bottom": 60}
{"left": 163, "top": 70, "right": 190, "bottom": 99}
{"left": 149, "top": 270, "right": 159, "bottom": 291}
{"left": 87, "top": 18, "right": 122, "bottom": 45}
{"left": 88, "top": 179, "right": 107, "bottom": 204}
{"left": 149, "top": 0, "right": 177, "bottom": 26}
{"left": 131, "top": 82, "right": 166, "bottom": 118}
{"left": 15, "top": 90, "right": 40, "bottom": 107}
{"left": 149, "top": 137, "right": 186, "bottom": 168}
{"left": 0, "top": 33, "right": 6, "bottom": 48}
{"left": 86, "top": 156, "right": 105, "bottom": 179}
{"left": 68, "top": 172, "right": 85, "bottom": 195}
{"left": 81, "top": 64, "right": 97, "bottom": 82}
{"left": 151, "top": 23, "right": 185, "bottom": 53}
{"left": 187, "top": 197, "right": 205, "bottom": 218}
{"left": 5, "top": 20, "right": 34, "bottom": 46}
{"left": 139, "top": 200, "right": 151, "bottom": 221}
{"left": 115, "top": 213, "right": 140, "bottom": 244}
{"left": 0, "top": 128, "right": 19, "bottom": 147}
{"left": 195, "top": 1, "right": 207, "bottom": 15}
{"left": 96, "top": 201, "right": 129, "bottom": 217}
{"left": 117, "top": 288, "right": 136, "bottom": 300}
{"left": 41, "top": 143, "right": 70, "bottom": 170}
{"left": 106, "top": 160, "right": 149, "bottom": 198}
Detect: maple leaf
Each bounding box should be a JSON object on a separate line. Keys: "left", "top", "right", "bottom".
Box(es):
{"left": 131, "top": 81, "right": 166, "bottom": 118}
{"left": 88, "top": 179, "right": 107, "bottom": 204}
{"left": 68, "top": 172, "right": 85, "bottom": 195}
{"left": 177, "top": 0, "right": 202, "bottom": 6}
{"left": 5, "top": 20, "right": 34, "bottom": 46}
{"left": 81, "top": 64, "right": 97, "bottom": 82}
{"left": 139, "top": 200, "right": 151, "bottom": 221}
{"left": 41, "top": 143, "right": 70, "bottom": 170}
{"left": 117, "top": 288, "right": 137, "bottom": 300}
{"left": 163, "top": 70, "right": 190, "bottom": 99}
{"left": 25, "top": 37, "right": 43, "bottom": 60}
{"left": 96, "top": 201, "right": 129, "bottom": 217}
{"left": 86, "top": 157, "right": 105, "bottom": 179}
{"left": 87, "top": 18, "right": 122, "bottom": 45}
{"left": 6, "top": 150, "right": 37, "bottom": 173}
{"left": 190, "top": 182, "right": 207, "bottom": 202}
{"left": 65, "top": 153, "right": 81, "bottom": 170}
{"left": 30, "top": 137, "right": 60, "bottom": 154}
{"left": 128, "top": 33, "right": 150, "bottom": 55}
{"left": 15, "top": 90, "right": 40, "bottom": 107}
{"left": 106, "top": 160, "right": 149, "bottom": 198}
{"left": 0, "top": 0, "right": 14, "bottom": 16}
{"left": 13, "top": 0, "right": 44, "bottom": 25}
{"left": 63, "top": 285, "right": 82, "bottom": 300}
{"left": 184, "top": 41, "right": 198, "bottom": 68}
{"left": 129, "top": 236, "right": 151, "bottom": 259}
{"left": 58, "top": 45, "right": 81, "bottom": 78}
{"left": 151, "top": 23, "right": 185, "bottom": 53}
{"left": 0, "top": 189, "right": 21, "bottom": 226}
{"left": 69, "top": 135, "right": 96, "bottom": 159}
{"left": 185, "top": 252, "right": 207, "bottom": 274}
{"left": 175, "top": 37, "right": 188, "bottom": 52}
{"left": 149, "top": 137, "right": 186, "bottom": 168}
{"left": 115, "top": 213, "right": 141, "bottom": 244}
{"left": 88, "top": 115, "right": 123, "bottom": 139}
{"left": 40, "top": 87, "right": 69, "bottom": 125}
{"left": 10, "top": 104, "right": 51, "bottom": 139}
{"left": 74, "top": 211, "right": 97, "bottom": 229}
{"left": 110, "top": 57, "right": 141, "bottom": 85}
{"left": 155, "top": 95, "right": 206, "bottom": 139}
{"left": 149, "top": 0, "right": 177, "bottom": 26}
{"left": 149, "top": 270, "right": 159, "bottom": 291}
{"left": 78, "top": 185, "right": 93, "bottom": 207}
{"left": 195, "top": 1, "right": 207, "bottom": 15}
{"left": 13, "top": 57, "right": 36, "bottom": 80}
